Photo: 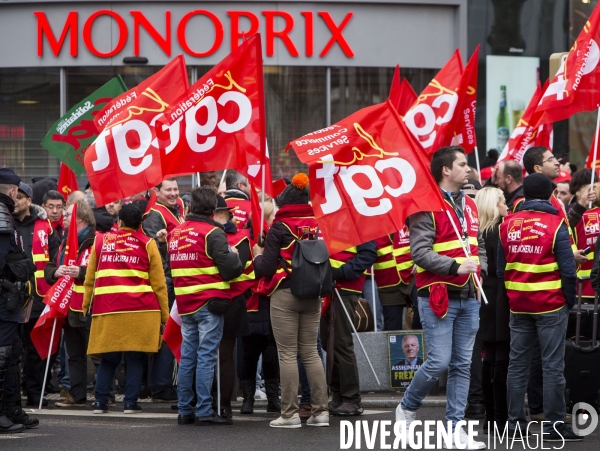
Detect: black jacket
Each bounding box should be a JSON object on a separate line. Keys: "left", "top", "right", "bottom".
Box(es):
{"left": 331, "top": 241, "right": 377, "bottom": 295}
{"left": 505, "top": 184, "right": 524, "bottom": 212}
{"left": 14, "top": 205, "right": 61, "bottom": 318}
{"left": 142, "top": 203, "right": 181, "bottom": 238}
{"left": 92, "top": 206, "right": 116, "bottom": 233}
{"left": 0, "top": 193, "right": 23, "bottom": 322}
{"left": 497, "top": 200, "right": 577, "bottom": 309}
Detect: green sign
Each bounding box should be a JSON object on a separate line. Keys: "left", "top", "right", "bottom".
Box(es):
{"left": 41, "top": 76, "right": 127, "bottom": 175}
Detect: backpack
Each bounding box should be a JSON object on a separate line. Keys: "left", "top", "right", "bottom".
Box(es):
{"left": 281, "top": 229, "right": 332, "bottom": 299}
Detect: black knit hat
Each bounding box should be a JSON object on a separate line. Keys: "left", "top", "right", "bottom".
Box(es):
{"left": 276, "top": 173, "right": 310, "bottom": 206}
{"left": 524, "top": 173, "right": 553, "bottom": 200}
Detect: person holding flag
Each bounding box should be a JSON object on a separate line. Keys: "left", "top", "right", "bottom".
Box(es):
{"left": 44, "top": 200, "right": 96, "bottom": 408}
{"left": 224, "top": 171, "right": 253, "bottom": 229}
{"left": 395, "top": 146, "right": 487, "bottom": 450}
{"left": 0, "top": 168, "right": 38, "bottom": 434}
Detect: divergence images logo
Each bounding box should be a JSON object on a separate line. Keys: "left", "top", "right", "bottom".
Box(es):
{"left": 572, "top": 402, "right": 598, "bottom": 437}
{"left": 507, "top": 219, "right": 523, "bottom": 242}
{"left": 584, "top": 213, "right": 600, "bottom": 235}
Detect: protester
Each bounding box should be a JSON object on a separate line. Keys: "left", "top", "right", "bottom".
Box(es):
{"left": 396, "top": 146, "right": 487, "bottom": 450}
{"left": 493, "top": 160, "right": 523, "bottom": 212}
{"left": 45, "top": 200, "right": 96, "bottom": 408}
{"left": 498, "top": 173, "right": 580, "bottom": 441}
{"left": 0, "top": 168, "right": 38, "bottom": 433}
{"left": 82, "top": 203, "right": 169, "bottom": 414}
{"left": 42, "top": 190, "right": 66, "bottom": 239}
{"left": 224, "top": 171, "right": 252, "bottom": 228}
{"left": 474, "top": 187, "right": 509, "bottom": 430}
{"left": 12, "top": 182, "right": 60, "bottom": 408}
{"left": 555, "top": 180, "right": 573, "bottom": 209}
{"left": 211, "top": 196, "right": 255, "bottom": 418}
{"left": 105, "top": 199, "right": 122, "bottom": 220}
{"left": 66, "top": 190, "right": 85, "bottom": 206}
{"left": 168, "top": 186, "right": 242, "bottom": 426}
{"left": 567, "top": 169, "right": 597, "bottom": 228}
{"left": 253, "top": 174, "right": 329, "bottom": 428}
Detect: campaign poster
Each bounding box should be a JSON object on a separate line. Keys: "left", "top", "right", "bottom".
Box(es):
{"left": 388, "top": 331, "right": 426, "bottom": 389}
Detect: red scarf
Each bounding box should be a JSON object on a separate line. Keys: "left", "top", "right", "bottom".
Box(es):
{"left": 273, "top": 204, "right": 314, "bottom": 222}
{"left": 50, "top": 214, "right": 64, "bottom": 231}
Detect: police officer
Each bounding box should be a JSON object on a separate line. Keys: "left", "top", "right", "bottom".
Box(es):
{"left": 0, "top": 168, "right": 39, "bottom": 433}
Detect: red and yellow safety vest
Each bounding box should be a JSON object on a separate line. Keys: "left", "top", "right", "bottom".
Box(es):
{"left": 169, "top": 221, "right": 230, "bottom": 315}
{"left": 415, "top": 196, "right": 480, "bottom": 290}
{"left": 70, "top": 242, "right": 94, "bottom": 313}
{"left": 226, "top": 229, "right": 255, "bottom": 298}
{"left": 331, "top": 247, "right": 366, "bottom": 294}
{"left": 260, "top": 215, "right": 320, "bottom": 296}
{"left": 575, "top": 207, "right": 600, "bottom": 298}
{"left": 499, "top": 211, "right": 566, "bottom": 314}
{"left": 225, "top": 197, "right": 252, "bottom": 229}
{"left": 147, "top": 202, "right": 183, "bottom": 234}
{"left": 393, "top": 225, "right": 414, "bottom": 284}
{"left": 32, "top": 219, "right": 53, "bottom": 296}
{"left": 366, "top": 235, "right": 401, "bottom": 289}
{"left": 90, "top": 229, "right": 159, "bottom": 315}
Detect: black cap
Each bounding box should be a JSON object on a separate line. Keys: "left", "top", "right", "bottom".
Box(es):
{"left": 18, "top": 182, "right": 33, "bottom": 199}
{"left": 0, "top": 168, "right": 21, "bottom": 186}
{"left": 215, "top": 195, "right": 233, "bottom": 211}
{"left": 524, "top": 173, "right": 554, "bottom": 200}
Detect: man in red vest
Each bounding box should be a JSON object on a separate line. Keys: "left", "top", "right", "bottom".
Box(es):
{"left": 224, "top": 171, "right": 252, "bottom": 229}
{"left": 41, "top": 190, "right": 66, "bottom": 240}
{"left": 498, "top": 173, "right": 580, "bottom": 442}
{"left": 12, "top": 182, "right": 60, "bottom": 409}
{"left": 395, "top": 146, "right": 487, "bottom": 450}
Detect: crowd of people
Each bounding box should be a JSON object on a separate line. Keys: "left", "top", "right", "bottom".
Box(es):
{"left": 0, "top": 144, "right": 596, "bottom": 446}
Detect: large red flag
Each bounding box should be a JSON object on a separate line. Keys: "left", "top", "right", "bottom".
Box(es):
{"left": 288, "top": 101, "right": 446, "bottom": 254}
{"left": 84, "top": 56, "right": 189, "bottom": 206}
{"left": 388, "top": 66, "right": 418, "bottom": 118}
{"left": 586, "top": 130, "right": 600, "bottom": 170}
{"left": 159, "top": 35, "right": 268, "bottom": 190}
{"left": 533, "top": 4, "right": 600, "bottom": 125}
{"left": 31, "top": 202, "right": 79, "bottom": 359}
{"left": 498, "top": 82, "right": 544, "bottom": 166}
{"left": 57, "top": 163, "right": 79, "bottom": 201}
{"left": 163, "top": 301, "right": 182, "bottom": 363}
{"left": 403, "top": 50, "right": 464, "bottom": 157}
{"left": 450, "top": 46, "right": 480, "bottom": 154}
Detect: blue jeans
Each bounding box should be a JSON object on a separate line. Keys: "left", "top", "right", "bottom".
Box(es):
{"left": 177, "top": 307, "right": 224, "bottom": 417}
{"left": 507, "top": 307, "right": 568, "bottom": 433}
{"left": 363, "top": 278, "right": 383, "bottom": 331}
{"left": 401, "top": 297, "right": 480, "bottom": 427}
{"left": 298, "top": 330, "right": 324, "bottom": 404}
{"left": 95, "top": 351, "right": 145, "bottom": 405}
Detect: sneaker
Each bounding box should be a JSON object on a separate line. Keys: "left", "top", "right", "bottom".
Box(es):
{"left": 59, "top": 388, "right": 69, "bottom": 400}
{"left": 93, "top": 402, "right": 108, "bottom": 414}
{"left": 332, "top": 402, "right": 364, "bottom": 416}
{"left": 55, "top": 394, "right": 86, "bottom": 407}
{"left": 152, "top": 387, "right": 178, "bottom": 402}
{"left": 298, "top": 404, "right": 312, "bottom": 422}
{"left": 5, "top": 407, "right": 39, "bottom": 429}
{"left": 254, "top": 388, "right": 267, "bottom": 399}
{"left": 544, "top": 425, "right": 583, "bottom": 442}
{"left": 328, "top": 400, "right": 341, "bottom": 413}
{"left": 124, "top": 404, "right": 142, "bottom": 414}
{"left": 107, "top": 398, "right": 116, "bottom": 407}
{"left": 270, "top": 413, "right": 302, "bottom": 428}
{"left": 464, "top": 403, "right": 486, "bottom": 420}
{"left": 395, "top": 404, "right": 417, "bottom": 435}
{"left": 442, "top": 426, "right": 486, "bottom": 450}
{"left": 307, "top": 412, "right": 329, "bottom": 427}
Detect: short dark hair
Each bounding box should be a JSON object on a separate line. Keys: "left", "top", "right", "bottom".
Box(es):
{"left": 118, "top": 203, "right": 143, "bottom": 229}
{"left": 570, "top": 168, "right": 593, "bottom": 196}
{"left": 43, "top": 190, "right": 65, "bottom": 205}
{"left": 430, "top": 146, "right": 465, "bottom": 183}
{"left": 156, "top": 178, "right": 176, "bottom": 190}
{"left": 225, "top": 170, "right": 247, "bottom": 191}
{"left": 522, "top": 146, "right": 548, "bottom": 175}
{"left": 501, "top": 160, "right": 523, "bottom": 184}
{"left": 190, "top": 186, "right": 217, "bottom": 216}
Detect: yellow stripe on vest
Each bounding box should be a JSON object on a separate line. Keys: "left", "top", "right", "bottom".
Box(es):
{"left": 373, "top": 260, "right": 397, "bottom": 270}
{"left": 95, "top": 285, "right": 154, "bottom": 295}
{"left": 393, "top": 246, "right": 411, "bottom": 257}
{"left": 416, "top": 256, "right": 480, "bottom": 273}
{"left": 432, "top": 237, "right": 478, "bottom": 253}
{"left": 505, "top": 262, "right": 559, "bottom": 273}
{"left": 174, "top": 281, "right": 230, "bottom": 295}
{"left": 96, "top": 269, "right": 149, "bottom": 279}
{"left": 172, "top": 267, "right": 220, "bottom": 277}
{"left": 376, "top": 245, "right": 394, "bottom": 257}
{"left": 505, "top": 280, "right": 562, "bottom": 291}
{"left": 32, "top": 254, "right": 48, "bottom": 263}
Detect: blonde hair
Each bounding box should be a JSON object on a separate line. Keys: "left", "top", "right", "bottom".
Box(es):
{"left": 262, "top": 200, "right": 275, "bottom": 225}
{"left": 75, "top": 199, "right": 96, "bottom": 227}
{"left": 475, "top": 187, "right": 504, "bottom": 235}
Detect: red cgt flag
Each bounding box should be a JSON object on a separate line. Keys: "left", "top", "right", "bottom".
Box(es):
{"left": 586, "top": 129, "right": 600, "bottom": 170}
{"left": 159, "top": 34, "right": 268, "bottom": 190}
{"left": 403, "top": 49, "right": 464, "bottom": 157}
{"left": 533, "top": 4, "right": 600, "bottom": 125}
{"left": 288, "top": 101, "right": 446, "bottom": 254}
{"left": 57, "top": 163, "right": 79, "bottom": 201}
{"left": 249, "top": 181, "right": 269, "bottom": 244}
{"left": 388, "top": 65, "right": 418, "bottom": 118}
{"left": 31, "top": 202, "right": 79, "bottom": 359}
{"left": 84, "top": 56, "right": 189, "bottom": 206}
{"left": 450, "top": 46, "right": 480, "bottom": 154}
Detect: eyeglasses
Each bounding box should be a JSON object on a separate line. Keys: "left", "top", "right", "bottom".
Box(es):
{"left": 44, "top": 204, "right": 64, "bottom": 211}
{"left": 543, "top": 156, "right": 557, "bottom": 163}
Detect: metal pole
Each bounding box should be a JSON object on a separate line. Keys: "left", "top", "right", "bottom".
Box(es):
{"left": 334, "top": 289, "right": 381, "bottom": 385}
{"left": 259, "top": 164, "right": 265, "bottom": 241}
{"left": 589, "top": 107, "right": 600, "bottom": 208}
{"left": 59, "top": 68, "right": 67, "bottom": 116}
{"left": 190, "top": 67, "right": 198, "bottom": 190}
{"left": 371, "top": 266, "right": 377, "bottom": 332}
{"left": 39, "top": 318, "right": 57, "bottom": 410}
{"left": 219, "top": 170, "right": 227, "bottom": 188}
{"left": 474, "top": 147, "right": 482, "bottom": 184}
{"left": 326, "top": 67, "right": 331, "bottom": 126}
{"left": 217, "top": 348, "right": 221, "bottom": 414}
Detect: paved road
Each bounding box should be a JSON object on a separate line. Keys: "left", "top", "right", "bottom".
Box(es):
{"left": 2, "top": 406, "right": 597, "bottom": 450}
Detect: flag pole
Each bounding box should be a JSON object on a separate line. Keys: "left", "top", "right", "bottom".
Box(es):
{"left": 444, "top": 209, "right": 488, "bottom": 304}
{"left": 259, "top": 164, "right": 266, "bottom": 242}
{"left": 335, "top": 288, "right": 380, "bottom": 385}
{"left": 219, "top": 170, "right": 227, "bottom": 188}
{"left": 590, "top": 107, "right": 600, "bottom": 208}
{"left": 39, "top": 318, "right": 57, "bottom": 410}
{"left": 217, "top": 348, "right": 221, "bottom": 415}
{"left": 371, "top": 267, "right": 377, "bottom": 332}
{"left": 474, "top": 147, "right": 482, "bottom": 184}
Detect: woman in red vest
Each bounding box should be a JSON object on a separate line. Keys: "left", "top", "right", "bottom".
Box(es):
{"left": 82, "top": 203, "right": 169, "bottom": 414}
{"left": 253, "top": 173, "right": 329, "bottom": 428}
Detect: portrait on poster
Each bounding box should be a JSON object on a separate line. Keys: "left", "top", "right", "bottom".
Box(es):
{"left": 388, "top": 332, "right": 426, "bottom": 389}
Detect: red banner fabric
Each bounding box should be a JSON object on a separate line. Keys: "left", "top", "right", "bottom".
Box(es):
{"left": 57, "top": 163, "right": 79, "bottom": 201}
{"left": 288, "top": 101, "right": 446, "bottom": 254}
{"left": 450, "top": 46, "right": 480, "bottom": 154}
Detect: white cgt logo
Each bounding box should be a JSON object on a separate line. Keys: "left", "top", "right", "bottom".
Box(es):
{"left": 403, "top": 92, "right": 459, "bottom": 150}
{"left": 315, "top": 154, "right": 416, "bottom": 217}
